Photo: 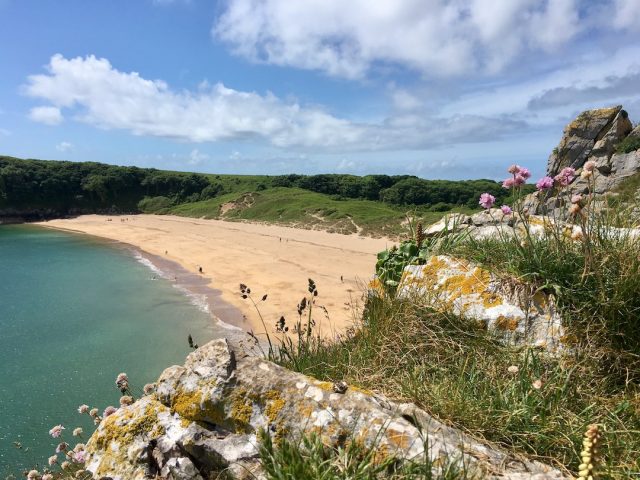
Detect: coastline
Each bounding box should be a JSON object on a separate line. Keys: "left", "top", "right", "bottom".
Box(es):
{"left": 35, "top": 214, "right": 393, "bottom": 337}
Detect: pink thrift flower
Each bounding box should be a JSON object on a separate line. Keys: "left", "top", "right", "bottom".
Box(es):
{"left": 48, "top": 455, "right": 58, "bottom": 466}
{"left": 119, "top": 395, "right": 134, "bottom": 407}
{"left": 77, "top": 404, "right": 89, "bottom": 414}
{"left": 569, "top": 203, "right": 582, "bottom": 215}
{"left": 514, "top": 174, "right": 526, "bottom": 186}
{"left": 478, "top": 193, "right": 496, "bottom": 209}
{"left": 502, "top": 177, "right": 515, "bottom": 189}
{"left": 27, "top": 470, "right": 39, "bottom": 480}
{"left": 584, "top": 160, "right": 596, "bottom": 172}
{"left": 49, "top": 425, "right": 64, "bottom": 438}
{"left": 73, "top": 450, "right": 87, "bottom": 464}
{"left": 103, "top": 406, "right": 117, "bottom": 417}
{"left": 554, "top": 167, "right": 576, "bottom": 186}
{"left": 507, "top": 164, "right": 520, "bottom": 174}
{"left": 507, "top": 365, "right": 519, "bottom": 374}
{"left": 571, "top": 194, "right": 583, "bottom": 204}
{"left": 535, "top": 176, "right": 554, "bottom": 190}
{"left": 501, "top": 205, "right": 512, "bottom": 215}
{"left": 56, "top": 442, "right": 69, "bottom": 453}
{"left": 519, "top": 167, "right": 531, "bottom": 179}
{"left": 42, "top": 475, "right": 54, "bottom": 480}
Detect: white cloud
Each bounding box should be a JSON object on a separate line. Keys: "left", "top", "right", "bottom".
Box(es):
{"left": 188, "top": 148, "right": 209, "bottom": 165}
{"left": 56, "top": 141, "right": 73, "bottom": 152}
{"left": 24, "top": 54, "right": 523, "bottom": 152}
{"left": 613, "top": 0, "right": 640, "bottom": 31}
{"left": 29, "top": 106, "right": 63, "bottom": 125}
{"left": 213, "top": 0, "right": 632, "bottom": 79}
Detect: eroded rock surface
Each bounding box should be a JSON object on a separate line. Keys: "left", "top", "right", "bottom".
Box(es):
{"left": 85, "top": 340, "right": 569, "bottom": 479}
{"left": 525, "top": 106, "right": 640, "bottom": 217}
{"left": 399, "top": 255, "right": 565, "bottom": 353}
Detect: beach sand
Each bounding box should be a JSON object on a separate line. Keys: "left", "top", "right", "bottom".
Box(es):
{"left": 37, "top": 215, "right": 393, "bottom": 338}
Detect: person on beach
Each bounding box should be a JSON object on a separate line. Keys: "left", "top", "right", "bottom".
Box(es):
{"left": 198, "top": 266, "right": 203, "bottom": 273}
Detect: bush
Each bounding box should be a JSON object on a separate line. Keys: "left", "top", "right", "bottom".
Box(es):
{"left": 616, "top": 135, "right": 640, "bottom": 154}
{"left": 137, "top": 195, "right": 174, "bottom": 213}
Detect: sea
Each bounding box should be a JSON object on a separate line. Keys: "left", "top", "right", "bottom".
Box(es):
{"left": 0, "top": 224, "right": 243, "bottom": 476}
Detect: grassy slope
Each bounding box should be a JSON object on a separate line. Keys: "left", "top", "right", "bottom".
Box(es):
{"left": 170, "top": 187, "right": 471, "bottom": 238}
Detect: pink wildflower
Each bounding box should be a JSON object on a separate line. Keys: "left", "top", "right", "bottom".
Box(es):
{"left": 49, "top": 425, "right": 64, "bottom": 438}
{"left": 143, "top": 383, "right": 156, "bottom": 395}
{"left": 73, "top": 450, "right": 87, "bottom": 464}
{"left": 61, "top": 461, "right": 71, "bottom": 470}
{"left": 502, "top": 177, "right": 515, "bottom": 188}
{"left": 73, "top": 427, "right": 83, "bottom": 437}
{"left": 584, "top": 160, "right": 596, "bottom": 172}
{"left": 48, "top": 455, "right": 58, "bottom": 466}
{"left": 77, "top": 404, "right": 89, "bottom": 414}
{"left": 56, "top": 442, "right": 69, "bottom": 453}
{"left": 119, "top": 395, "right": 134, "bottom": 407}
{"left": 89, "top": 408, "right": 98, "bottom": 418}
{"left": 103, "top": 406, "right": 117, "bottom": 417}
{"left": 569, "top": 203, "right": 582, "bottom": 216}
{"left": 571, "top": 194, "right": 583, "bottom": 204}
{"left": 554, "top": 167, "right": 576, "bottom": 186}
{"left": 479, "top": 193, "right": 496, "bottom": 209}
{"left": 27, "top": 470, "right": 40, "bottom": 480}
{"left": 507, "top": 164, "right": 520, "bottom": 174}
{"left": 519, "top": 167, "right": 531, "bottom": 179}
{"left": 535, "top": 176, "right": 554, "bottom": 190}
{"left": 507, "top": 365, "right": 519, "bottom": 374}
{"left": 514, "top": 174, "right": 526, "bottom": 186}
{"left": 42, "top": 475, "right": 54, "bottom": 480}
{"left": 500, "top": 205, "right": 512, "bottom": 215}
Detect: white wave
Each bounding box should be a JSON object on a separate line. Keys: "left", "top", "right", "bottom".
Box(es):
{"left": 132, "top": 251, "right": 169, "bottom": 279}
{"left": 172, "top": 284, "right": 211, "bottom": 315}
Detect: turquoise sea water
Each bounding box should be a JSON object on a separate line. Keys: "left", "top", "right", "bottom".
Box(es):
{"left": 0, "top": 225, "right": 237, "bottom": 475}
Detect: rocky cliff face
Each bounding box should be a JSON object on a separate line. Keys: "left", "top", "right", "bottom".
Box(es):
{"left": 526, "top": 105, "right": 640, "bottom": 215}
{"left": 85, "top": 340, "right": 568, "bottom": 479}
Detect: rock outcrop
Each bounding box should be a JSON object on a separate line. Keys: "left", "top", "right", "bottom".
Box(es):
{"left": 399, "top": 255, "right": 565, "bottom": 353}
{"left": 85, "top": 340, "right": 568, "bottom": 479}
{"left": 526, "top": 106, "right": 640, "bottom": 216}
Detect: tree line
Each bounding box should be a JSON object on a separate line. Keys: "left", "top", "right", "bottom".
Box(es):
{"left": 0, "top": 156, "right": 520, "bottom": 218}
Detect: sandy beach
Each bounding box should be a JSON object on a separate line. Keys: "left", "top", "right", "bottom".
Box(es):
{"left": 37, "top": 215, "right": 393, "bottom": 338}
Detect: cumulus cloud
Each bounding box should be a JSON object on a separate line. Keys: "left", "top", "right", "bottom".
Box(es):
{"left": 613, "top": 0, "right": 640, "bottom": 31}
{"left": 29, "top": 106, "right": 63, "bottom": 125}
{"left": 24, "top": 54, "right": 524, "bottom": 152}
{"left": 213, "top": 0, "right": 631, "bottom": 79}
{"left": 56, "top": 141, "right": 74, "bottom": 152}
{"left": 188, "top": 148, "right": 209, "bottom": 165}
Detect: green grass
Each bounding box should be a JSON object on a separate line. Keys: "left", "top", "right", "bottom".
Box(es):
{"left": 169, "top": 187, "right": 470, "bottom": 238}
{"left": 258, "top": 430, "right": 468, "bottom": 480}
{"left": 256, "top": 201, "right": 640, "bottom": 478}
{"left": 267, "top": 292, "right": 639, "bottom": 479}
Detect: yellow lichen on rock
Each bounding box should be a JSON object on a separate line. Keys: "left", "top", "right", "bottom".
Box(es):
{"left": 170, "top": 387, "right": 203, "bottom": 419}
{"left": 230, "top": 388, "right": 254, "bottom": 433}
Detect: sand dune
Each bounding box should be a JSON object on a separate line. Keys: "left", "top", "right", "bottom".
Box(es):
{"left": 38, "top": 215, "right": 393, "bottom": 338}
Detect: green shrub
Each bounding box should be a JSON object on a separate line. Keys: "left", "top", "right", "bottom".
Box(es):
{"left": 616, "top": 135, "right": 640, "bottom": 154}
{"left": 137, "top": 195, "right": 174, "bottom": 213}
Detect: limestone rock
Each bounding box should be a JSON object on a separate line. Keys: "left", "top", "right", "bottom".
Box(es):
{"left": 399, "top": 255, "right": 564, "bottom": 352}
{"left": 85, "top": 339, "right": 569, "bottom": 479}
{"left": 546, "top": 105, "right": 621, "bottom": 175}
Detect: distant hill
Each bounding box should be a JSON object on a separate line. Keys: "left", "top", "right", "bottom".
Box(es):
{"left": 0, "top": 155, "right": 521, "bottom": 235}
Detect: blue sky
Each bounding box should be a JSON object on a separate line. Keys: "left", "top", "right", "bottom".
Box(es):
{"left": 1, "top": 0, "right": 639, "bottom": 180}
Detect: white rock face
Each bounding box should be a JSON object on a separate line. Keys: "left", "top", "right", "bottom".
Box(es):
{"left": 399, "top": 255, "right": 565, "bottom": 352}
{"left": 85, "top": 339, "right": 569, "bottom": 479}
